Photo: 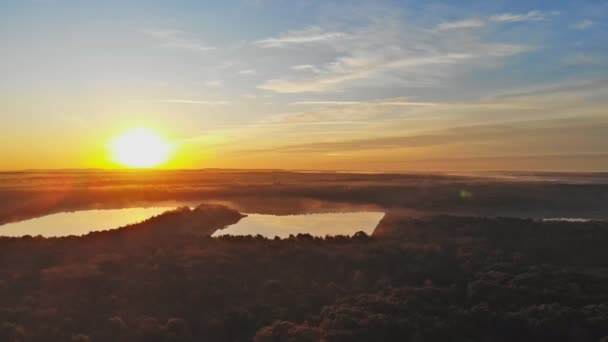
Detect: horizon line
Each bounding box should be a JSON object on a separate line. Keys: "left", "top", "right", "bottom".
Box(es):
{"left": 0, "top": 167, "right": 607, "bottom": 175}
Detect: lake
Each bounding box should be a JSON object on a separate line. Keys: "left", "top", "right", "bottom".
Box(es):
{"left": 0, "top": 207, "right": 385, "bottom": 238}
{"left": 0, "top": 207, "right": 175, "bottom": 237}
{"left": 213, "top": 212, "right": 385, "bottom": 238}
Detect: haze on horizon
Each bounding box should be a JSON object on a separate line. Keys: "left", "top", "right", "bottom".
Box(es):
{"left": 0, "top": 0, "right": 607, "bottom": 172}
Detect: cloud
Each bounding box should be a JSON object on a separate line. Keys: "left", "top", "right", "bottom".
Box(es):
{"left": 291, "top": 64, "right": 322, "bottom": 73}
{"left": 562, "top": 53, "right": 605, "bottom": 66}
{"left": 153, "top": 99, "right": 230, "bottom": 105}
{"left": 268, "top": 134, "right": 456, "bottom": 152}
{"left": 259, "top": 54, "right": 476, "bottom": 93}
{"left": 255, "top": 80, "right": 608, "bottom": 131}
{"left": 489, "top": 78, "right": 608, "bottom": 99}
{"left": 242, "top": 122, "right": 513, "bottom": 153}
{"left": 573, "top": 19, "right": 594, "bottom": 30}
{"left": 142, "top": 28, "right": 216, "bottom": 52}
{"left": 204, "top": 80, "right": 223, "bottom": 87}
{"left": 253, "top": 26, "right": 349, "bottom": 48}
{"left": 291, "top": 100, "right": 437, "bottom": 106}
{"left": 259, "top": 107, "right": 378, "bottom": 126}
{"left": 435, "top": 18, "right": 484, "bottom": 31}
{"left": 238, "top": 69, "right": 257, "bottom": 75}
{"left": 489, "top": 10, "right": 555, "bottom": 23}
{"left": 251, "top": 10, "right": 535, "bottom": 94}
{"left": 183, "top": 81, "right": 608, "bottom": 170}
{"left": 246, "top": 120, "right": 378, "bottom": 127}
{"left": 256, "top": 96, "right": 450, "bottom": 128}
{"left": 290, "top": 101, "right": 361, "bottom": 106}
{"left": 244, "top": 117, "right": 608, "bottom": 154}
{"left": 434, "top": 10, "right": 558, "bottom": 32}
{"left": 258, "top": 46, "right": 526, "bottom": 93}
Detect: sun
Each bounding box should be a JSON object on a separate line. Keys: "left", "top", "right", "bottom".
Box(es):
{"left": 109, "top": 128, "right": 173, "bottom": 168}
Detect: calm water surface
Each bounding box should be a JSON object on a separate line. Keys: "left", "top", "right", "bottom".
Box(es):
{"left": 213, "top": 212, "right": 385, "bottom": 238}
{"left": 0, "top": 207, "right": 175, "bottom": 237}
{"left": 0, "top": 208, "right": 385, "bottom": 238}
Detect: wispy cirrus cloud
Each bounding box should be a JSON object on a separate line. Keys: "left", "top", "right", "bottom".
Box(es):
{"left": 489, "top": 10, "right": 558, "bottom": 23}
{"left": 243, "top": 118, "right": 600, "bottom": 153}
{"left": 489, "top": 78, "right": 608, "bottom": 99}
{"left": 291, "top": 64, "right": 322, "bottom": 73}
{"left": 252, "top": 8, "right": 540, "bottom": 94}
{"left": 291, "top": 100, "right": 438, "bottom": 106}
{"left": 204, "top": 80, "right": 223, "bottom": 87}
{"left": 435, "top": 18, "right": 484, "bottom": 31}
{"left": 238, "top": 69, "right": 257, "bottom": 75}
{"left": 152, "top": 99, "right": 230, "bottom": 105}
{"left": 245, "top": 115, "right": 608, "bottom": 155}
{"left": 142, "top": 28, "right": 215, "bottom": 52}
{"left": 258, "top": 45, "right": 526, "bottom": 93}
{"left": 255, "top": 99, "right": 440, "bottom": 126}
{"left": 434, "top": 10, "right": 558, "bottom": 31}
{"left": 257, "top": 79, "right": 607, "bottom": 130}
{"left": 259, "top": 54, "right": 476, "bottom": 93}
{"left": 253, "top": 26, "right": 349, "bottom": 48}
{"left": 562, "top": 53, "right": 605, "bottom": 66}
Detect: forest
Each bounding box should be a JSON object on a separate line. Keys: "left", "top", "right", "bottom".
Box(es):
{"left": 0, "top": 204, "right": 607, "bottom": 341}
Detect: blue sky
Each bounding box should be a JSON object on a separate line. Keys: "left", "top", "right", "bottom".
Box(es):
{"left": 0, "top": 0, "right": 606, "bottom": 170}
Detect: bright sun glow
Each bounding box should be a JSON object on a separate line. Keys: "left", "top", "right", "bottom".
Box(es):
{"left": 109, "top": 128, "right": 173, "bottom": 168}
